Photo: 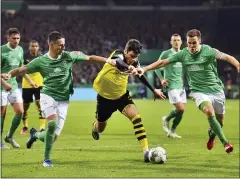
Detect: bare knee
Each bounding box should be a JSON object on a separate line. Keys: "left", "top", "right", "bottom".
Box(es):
{"left": 202, "top": 104, "right": 215, "bottom": 117}
{"left": 175, "top": 103, "right": 185, "bottom": 114}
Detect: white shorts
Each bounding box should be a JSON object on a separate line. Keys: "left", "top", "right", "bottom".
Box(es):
{"left": 1, "top": 89, "right": 23, "bottom": 106}
{"left": 168, "top": 89, "right": 187, "bottom": 104}
{"left": 189, "top": 91, "right": 225, "bottom": 114}
{"left": 40, "top": 93, "right": 69, "bottom": 136}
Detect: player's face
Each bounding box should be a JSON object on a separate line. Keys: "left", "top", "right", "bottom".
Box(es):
{"left": 187, "top": 36, "right": 201, "bottom": 54}
{"left": 170, "top": 36, "right": 182, "bottom": 49}
{"left": 7, "top": 33, "right": 20, "bottom": 48}
{"left": 29, "top": 42, "right": 39, "bottom": 54}
{"left": 124, "top": 51, "right": 140, "bottom": 65}
{"left": 51, "top": 38, "right": 65, "bottom": 55}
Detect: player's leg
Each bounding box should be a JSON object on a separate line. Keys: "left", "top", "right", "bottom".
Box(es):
{"left": 167, "top": 89, "right": 186, "bottom": 138}
{"left": 118, "top": 91, "right": 149, "bottom": 162}
{"left": 1, "top": 92, "right": 10, "bottom": 149}
{"left": 162, "top": 89, "right": 180, "bottom": 133}
{"left": 34, "top": 87, "right": 46, "bottom": 131}
{"left": 26, "top": 94, "right": 58, "bottom": 167}
{"left": 21, "top": 88, "right": 34, "bottom": 134}
{"left": 92, "top": 94, "right": 116, "bottom": 140}
{"left": 5, "top": 90, "right": 23, "bottom": 148}
{"left": 190, "top": 92, "right": 232, "bottom": 153}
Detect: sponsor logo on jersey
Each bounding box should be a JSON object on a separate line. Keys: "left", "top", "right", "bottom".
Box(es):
{"left": 187, "top": 64, "right": 204, "bottom": 71}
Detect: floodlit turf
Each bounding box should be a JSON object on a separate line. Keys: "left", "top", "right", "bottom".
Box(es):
{"left": 1, "top": 99, "right": 239, "bottom": 178}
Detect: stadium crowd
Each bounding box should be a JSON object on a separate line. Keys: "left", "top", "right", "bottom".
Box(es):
{"left": 1, "top": 9, "right": 239, "bottom": 93}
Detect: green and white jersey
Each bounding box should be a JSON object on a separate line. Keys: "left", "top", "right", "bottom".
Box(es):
{"left": 168, "top": 44, "right": 224, "bottom": 94}
{"left": 157, "top": 48, "right": 183, "bottom": 92}
{"left": 1, "top": 43, "right": 24, "bottom": 92}
{"left": 26, "top": 51, "right": 87, "bottom": 101}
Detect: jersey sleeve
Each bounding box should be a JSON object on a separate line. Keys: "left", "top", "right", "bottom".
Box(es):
{"left": 167, "top": 51, "right": 183, "bottom": 64}
{"left": 19, "top": 47, "right": 24, "bottom": 66}
{"left": 69, "top": 51, "right": 87, "bottom": 63}
{"left": 26, "top": 57, "right": 41, "bottom": 73}
{"left": 159, "top": 51, "right": 168, "bottom": 60}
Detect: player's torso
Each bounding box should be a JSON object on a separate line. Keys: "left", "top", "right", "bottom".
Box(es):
{"left": 1, "top": 44, "right": 23, "bottom": 91}
{"left": 181, "top": 45, "right": 223, "bottom": 93}
{"left": 1, "top": 45, "right": 23, "bottom": 73}
{"left": 93, "top": 50, "right": 131, "bottom": 100}
{"left": 22, "top": 53, "right": 43, "bottom": 88}
{"left": 38, "top": 53, "right": 74, "bottom": 100}
{"left": 94, "top": 63, "right": 129, "bottom": 100}
{"left": 163, "top": 49, "right": 183, "bottom": 90}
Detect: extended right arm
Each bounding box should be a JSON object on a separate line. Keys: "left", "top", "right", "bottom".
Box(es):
{"left": 9, "top": 66, "right": 28, "bottom": 77}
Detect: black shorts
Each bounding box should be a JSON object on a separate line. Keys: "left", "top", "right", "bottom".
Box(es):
{"left": 95, "top": 91, "right": 134, "bottom": 122}
{"left": 22, "top": 87, "right": 42, "bottom": 103}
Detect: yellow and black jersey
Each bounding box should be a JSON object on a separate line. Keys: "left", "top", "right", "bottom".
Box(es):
{"left": 93, "top": 50, "right": 140, "bottom": 100}
{"left": 22, "top": 53, "right": 43, "bottom": 88}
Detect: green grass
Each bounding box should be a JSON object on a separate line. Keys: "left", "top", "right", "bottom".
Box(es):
{"left": 1, "top": 99, "right": 239, "bottom": 178}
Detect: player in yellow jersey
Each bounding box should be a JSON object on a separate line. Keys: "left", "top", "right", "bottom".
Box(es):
{"left": 21, "top": 40, "right": 45, "bottom": 134}
{"left": 92, "top": 39, "right": 165, "bottom": 162}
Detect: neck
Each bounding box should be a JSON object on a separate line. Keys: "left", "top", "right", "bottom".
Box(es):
{"left": 7, "top": 42, "right": 16, "bottom": 49}
{"left": 49, "top": 51, "right": 58, "bottom": 59}
{"left": 173, "top": 47, "right": 180, "bottom": 52}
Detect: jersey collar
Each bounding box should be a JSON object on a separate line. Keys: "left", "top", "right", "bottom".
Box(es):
{"left": 46, "top": 51, "right": 62, "bottom": 60}
{"left": 6, "top": 42, "right": 15, "bottom": 50}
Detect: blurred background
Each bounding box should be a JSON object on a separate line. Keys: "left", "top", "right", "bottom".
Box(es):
{"left": 1, "top": 0, "right": 240, "bottom": 99}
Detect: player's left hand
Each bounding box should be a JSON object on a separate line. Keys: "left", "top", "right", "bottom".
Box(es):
{"left": 1, "top": 73, "right": 11, "bottom": 80}
{"left": 30, "top": 82, "right": 39, "bottom": 88}
{"left": 153, "top": 89, "right": 166, "bottom": 100}
{"left": 136, "top": 67, "right": 144, "bottom": 77}
{"left": 106, "top": 58, "right": 116, "bottom": 66}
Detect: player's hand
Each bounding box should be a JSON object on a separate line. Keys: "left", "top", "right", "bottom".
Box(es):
{"left": 1, "top": 73, "right": 11, "bottom": 80}
{"left": 161, "top": 79, "right": 168, "bottom": 87}
{"left": 3, "top": 83, "right": 12, "bottom": 91}
{"left": 106, "top": 58, "right": 116, "bottom": 66}
{"left": 30, "top": 82, "right": 39, "bottom": 88}
{"left": 128, "top": 65, "right": 138, "bottom": 75}
{"left": 136, "top": 67, "right": 144, "bottom": 77}
{"left": 153, "top": 89, "right": 166, "bottom": 100}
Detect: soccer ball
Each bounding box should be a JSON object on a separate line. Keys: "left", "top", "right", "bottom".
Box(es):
{"left": 149, "top": 147, "right": 167, "bottom": 164}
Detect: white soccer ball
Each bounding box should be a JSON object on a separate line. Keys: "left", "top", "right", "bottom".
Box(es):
{"left": 149, "top": 147, "right": 167, "bottom": 164}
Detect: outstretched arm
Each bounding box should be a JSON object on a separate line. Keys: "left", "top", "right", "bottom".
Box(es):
{"left": 213, "top": 48, "right": 240, "bottom": 72}
{"left": 143, "top": 59, "right": 169, "bottom": 73}
{"left": 9, "top": 66, "right": 28, "bottom": 78}
{"left": 137, "top": 75, "right": 166, "bottom": 99}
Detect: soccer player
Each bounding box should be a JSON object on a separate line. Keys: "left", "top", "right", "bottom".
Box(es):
{"left": 21, "top": 40, "right": 46, "bottom": 134}
{"left": 91, "top": 39, "right": 166, "bottom": 162}
{"left": 155, "top": 34, "right": 186, "bottom": 138}
{"left": 1, "top": 28, "right": 25, "bottom": 149}
{"left": 5, "top": 31, "right": 115, "bottom": 167}
{"left": 139, "top": 29, "right": 239, "bottom": 153}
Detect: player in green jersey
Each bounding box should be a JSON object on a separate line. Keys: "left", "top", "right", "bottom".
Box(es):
{"left": 1, "top": 28, "right": 25, "bottom": 149}
{"left": 155, "top": 34, "right": 185, "bottom": 138}
{"left": 4, "top": 31, "right": 115, "bottom": 167}
{"left": 139, "top": 29, "right": 239, "bottom": 153}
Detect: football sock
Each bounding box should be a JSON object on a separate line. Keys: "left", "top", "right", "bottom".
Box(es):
{"left": 35, "top": 100, "right": 46, "bottom": 130}
{"left": 44, "top": 120, "right": 57, "bottom": 160}
{"left": 165, "top": 109, "right": 177, "bottom": 122}
{"left": 23, "top": 103, "right": 30, "bottom": 128}
{"left": 1, "top": 116, "right": 5, "bottom": 136}
{"left": 208, "top": 116, "right": 228, "bottom": 145}
{"left": 209, "top": 119, "right": 223, "bottom": 139}
{"left": 131, "top": 114, "right": 149, "bottom": 152}
{"left": 171, "top": 111, "right": 183, "bottom": 132}
{"left": 7, "top": 114, "right": 23, "bottom": 138}
{"left": 35, "top": 131, "right": 46, "bottom": 142}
